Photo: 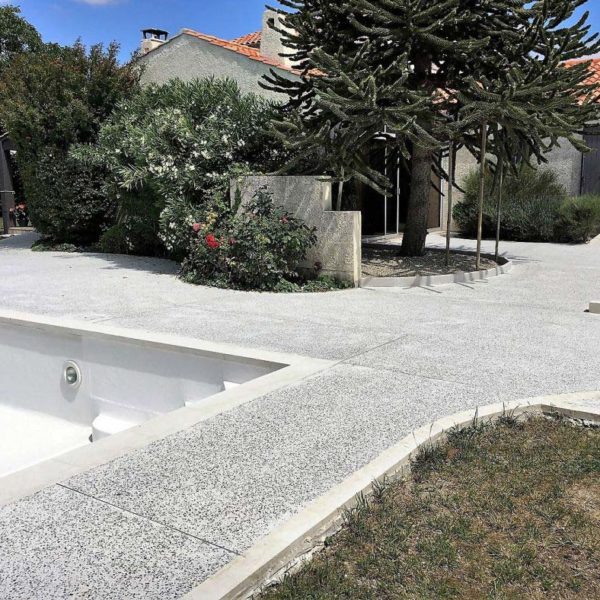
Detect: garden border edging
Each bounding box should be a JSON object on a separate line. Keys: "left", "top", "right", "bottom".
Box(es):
{"left": 186, "top": 390, "right": 600, "bottom": 600}
{"left": 360, "top": 244, "right": 513, "bottom": 288}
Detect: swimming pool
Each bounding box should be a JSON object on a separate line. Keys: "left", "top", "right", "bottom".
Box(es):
{"left": 0, "top": 313, "right": 288, "bottom": 479}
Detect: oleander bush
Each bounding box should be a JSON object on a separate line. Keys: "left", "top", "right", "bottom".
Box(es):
{"left": 454, "top": 166, "right": 567, "bottom": 242}
{"left": 181, "top": 188, "right": 318, "bottom": 291}
{"left": 75, "top": 77, "right": 285, "bottom": 258}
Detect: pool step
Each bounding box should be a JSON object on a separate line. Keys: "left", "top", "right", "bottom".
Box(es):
{"left": 92, "top": 414, "right": 142, "bottom": 441}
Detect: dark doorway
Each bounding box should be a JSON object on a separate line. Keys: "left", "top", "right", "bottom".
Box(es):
{"left": 581, "top": 127, "right": 600, "bottom": 195}
{"left": 359, "top": 145, "right": 441, "bottom": 235}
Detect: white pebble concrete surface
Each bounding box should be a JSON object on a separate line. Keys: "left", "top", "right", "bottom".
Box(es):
{"left": 0, "top": 232, "right": 599, "bottom": 599}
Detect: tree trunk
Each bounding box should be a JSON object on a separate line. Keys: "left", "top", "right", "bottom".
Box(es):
{"left": 475, "top": 122, "right": 488, "bottom": 270}
{"left": 494, "top": 159, "right": 504, "bottom": 263}
{"left": 445, "top": 143, "right": 455, "bottom": 267}
{"left": 401, "top": 143, "right": 434, "bottom": 256}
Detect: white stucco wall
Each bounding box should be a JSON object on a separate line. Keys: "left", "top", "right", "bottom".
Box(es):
{"left": 138, "top": 33, "right": 298, "bottom": 102}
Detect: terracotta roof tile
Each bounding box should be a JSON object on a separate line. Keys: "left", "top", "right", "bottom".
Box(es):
{"left": 231, "top": 31, "right": 261, "bottom": 48}
{"left": 564, "top": 57, "right": 600, "bottom": 101}
{"left": 180, "top": 28, "right": 299, "bottom": 74}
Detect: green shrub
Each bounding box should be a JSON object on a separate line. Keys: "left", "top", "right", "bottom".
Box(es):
{"left": 98, "top": 224, "right": 129, "bottom": 255}
{"left": 75, "top": 77, "right": 286, "bottom": 258}
{"left": 454, "top": 166, "right": 567, "bottom": 242}
{"left": 554, "top": 194, "right": 600, "bottom": 243}
{"left": 181, "top": 189, "right": 317, "bottom": 291}
{"left": 28, "top": 151, "right": 115, "bottom": 245}
{"left": 31, "top": 239, "right": 79, "bottom": 253}
{"left": 0, "top": 41, "right": 139, "bottom": 245}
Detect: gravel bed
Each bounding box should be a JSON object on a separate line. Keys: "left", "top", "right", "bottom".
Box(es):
{"left": 362, "top": 247, "right": 498, "bottom": 278}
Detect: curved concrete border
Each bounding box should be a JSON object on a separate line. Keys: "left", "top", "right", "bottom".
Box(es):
{"left": 187, "top": 390, "right": 600, "bottom": 600}
{"left": 360, "top": 245, "right": 513, "bottom": 288}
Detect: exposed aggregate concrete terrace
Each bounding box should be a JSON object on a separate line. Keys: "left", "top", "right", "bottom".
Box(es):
{"left": 0, "top": 232, "right": 599, "bottom": 599}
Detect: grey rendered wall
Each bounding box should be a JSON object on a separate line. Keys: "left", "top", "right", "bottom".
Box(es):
{"left": 543, "top": 139, "right": 582, "bottom": 197}
{"left": 139, "top": 34, "right": 298, "bottom": 101}
{"left": 231, "top": 176, "right": 362, "bottom": 286}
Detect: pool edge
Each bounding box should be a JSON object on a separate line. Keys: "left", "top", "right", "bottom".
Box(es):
{"left": 0, "top": 310, "right": 333, "bottom": 507}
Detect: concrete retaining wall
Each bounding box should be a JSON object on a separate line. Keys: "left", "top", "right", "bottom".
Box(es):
{"left": 231, "top": 176, "right": 362, "bottom": 285}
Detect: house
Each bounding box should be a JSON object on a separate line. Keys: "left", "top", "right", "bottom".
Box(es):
{"left": 137, "top": 10, "right": 442, "bottom": 236}
{"left": 138, "top": 12, "right": 600, "bottom": 236}
{"left": 138, "top": 10, "right": 298, "bottom": 102}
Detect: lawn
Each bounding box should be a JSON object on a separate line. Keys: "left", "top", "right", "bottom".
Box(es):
{"left": 261, "top": 417, "right": 600, "bottom": 599}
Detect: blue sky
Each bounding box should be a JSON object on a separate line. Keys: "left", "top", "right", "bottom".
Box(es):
{"left": 10, "top": 0, "right": 600, "bottom": 62}
{"left": 12, "top": 0, "right": 276, "bottom": 61}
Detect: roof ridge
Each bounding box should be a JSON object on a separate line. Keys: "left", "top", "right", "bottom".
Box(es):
{"left": 231, "top": 31, "right": 262, "bottom": 47}
{"left": 179, "top": 28, "right": 299, "bottom": 74}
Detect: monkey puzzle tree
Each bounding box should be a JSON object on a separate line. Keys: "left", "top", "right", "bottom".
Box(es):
{"left": 452, "top": 1, "right": 600, "bottom": 265}
{"left": 265, "top": 0, "right": 600, "bottom": 256}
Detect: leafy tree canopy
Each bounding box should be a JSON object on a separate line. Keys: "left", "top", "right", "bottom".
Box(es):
{"left": 0, "top": 4, "right": 42, "bottom": 76}
{"left": 0, "top": 39, "right": 140, "bottom": 243}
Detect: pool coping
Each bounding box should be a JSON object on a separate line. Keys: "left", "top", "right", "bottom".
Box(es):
{"left": 0, "top": 310, "right": 334, "bottom": 507}
{"left": 188, "top": 390, "right": 600, "bottom": 600}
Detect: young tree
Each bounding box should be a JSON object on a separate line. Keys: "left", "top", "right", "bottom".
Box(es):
{"left": 265, "top": 0, "right": 600, "bottom": 256}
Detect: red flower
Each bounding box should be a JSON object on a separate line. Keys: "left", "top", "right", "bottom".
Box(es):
{"left": 280, "top": 216, "right": 289, "bottom": 225}
{"left": 228, "top": 238, "right": 236, "bottom": 246}
{"left": 205, "top": 234, "right": 220, "bottom": 249}
{"left": 192, "top": 223, "right": 201, "bottom": 233}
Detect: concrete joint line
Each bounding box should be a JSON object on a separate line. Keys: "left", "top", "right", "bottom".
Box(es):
{"left": 187, "top": 390, "right": 600, "bottom": 600}
{"left": 56, "top": 483, "right": 242, "bottom": 557}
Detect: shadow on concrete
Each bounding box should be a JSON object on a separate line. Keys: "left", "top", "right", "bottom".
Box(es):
{"left": 1, "top": 231, "right": 180, "bottom": 276}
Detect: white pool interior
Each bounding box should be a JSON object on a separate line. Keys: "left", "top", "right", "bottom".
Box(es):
{"left": 0, "top": 318, "right": 285, "bottom": 478}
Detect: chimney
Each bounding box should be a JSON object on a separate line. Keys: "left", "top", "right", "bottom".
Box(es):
{"left": 141, "top": 29, "right": 169, "bottom": 55}
{"left": 260, "top": 9, "right": 295, "bottom": 69}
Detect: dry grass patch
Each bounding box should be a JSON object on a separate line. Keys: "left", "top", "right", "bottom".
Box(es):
{"left": 260, "top": 417, "right": 600, "bottom": 600}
